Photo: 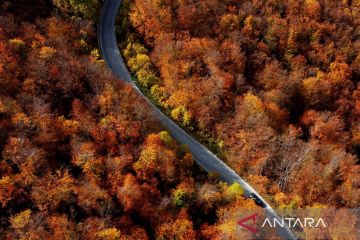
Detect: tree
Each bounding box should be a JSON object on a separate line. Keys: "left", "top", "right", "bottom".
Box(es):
{"left": 224, "top": 182, "right": 244, "bottom": 201}
{"left": 197, "top": 183, "right": 222, "bottom": 213}
{"left": 256, "top": 60, "right": 287, "bottom": 91}
{"left": 9, "top": 38, "right": 27, "bottom": 57}
{"left": 97, "top": 228, "right": 121, "bottom": 240}
{"left": 171, "top": 105, "right": 193, "bottom": 126}
{"left": 310, "top": 113, "right": 350, "bottom": 145}
{"left": 39, "top": 46, "right": 56, "bottom": 59}
{"left": 10, "top": 209, "right": 32, "bottom": 232}
{"left": 47, "top": 215, "right": 75, "bottom": 240}
{"left": 301, "top": 71, "right": 329, "bottom": 108}
{"left": 116, "top": 174, "right": 143, "bottom": 211}
{"left": 220, "top": 14, "right": 240, "bottom": 32}
{"left": 172, "top": 180, "right": 195, "bottom": 208}
{"left": 159, "top": 130, "right": 173, "bottom": 146}
{"left": 31, "top": 171, "right": 76, "bottom": 212}
{"left": 76, "top": 180, "right": 113, "bottom": 215}
{"left": 52, "top": 0, "right": 100, "bottom": 20}
{"left": 0, "top": 176, "right": 15, "bottom": 208}
{"left": 136, "top": 68, "right": 160, "bottom": 87}
{"left": 304, "top": 0, "right": 321, "bottom": 20}
{"left": 235, "top": 93, "right": 269, "bottom": 129}
{"left": 134, "top": 133, "right": 177, "bottom": 183}
{"left": 156, "top": 210, "right": 196, "bottom": 240}
{"left": 212, "top": 198, "right": 258, "bottom": 240}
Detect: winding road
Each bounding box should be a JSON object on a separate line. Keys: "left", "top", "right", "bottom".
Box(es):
{"left": 98, "top": 0, "right": 297, "bottom": 239}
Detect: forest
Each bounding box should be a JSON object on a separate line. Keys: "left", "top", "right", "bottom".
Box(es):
{"left": 0, "top": 0, "right": 359, "bottom": 239}
{"left": 0, "top": 1, "right": 263, "bottom": 239}
{"left": 121, "top": 0, "right": 360, "bottom": 209}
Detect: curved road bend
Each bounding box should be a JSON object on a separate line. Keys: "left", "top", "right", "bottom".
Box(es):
{"left": 98, "top": 0, "right": 297, "bottom": 239}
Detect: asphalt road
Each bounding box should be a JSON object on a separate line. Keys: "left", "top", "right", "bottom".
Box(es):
{"left": 98, "top": 0, "right": 297, "bottom": 239}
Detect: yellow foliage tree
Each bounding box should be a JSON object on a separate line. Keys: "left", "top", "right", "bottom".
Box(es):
{"left": 97, "top": 228, "right": 121, "bottom": 240}
{"left": 10, "top": 209, "right": 32, "bottom": 230}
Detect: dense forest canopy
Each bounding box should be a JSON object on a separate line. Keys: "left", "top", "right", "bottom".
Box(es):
{"left": 122, "top": 0, "right": 360, "bottom": 208}
{"left": 0, "top": 1, "right": 263, "bottom": 239}
{"left": 0, "top": 0, "right": 359, "bottom": 239}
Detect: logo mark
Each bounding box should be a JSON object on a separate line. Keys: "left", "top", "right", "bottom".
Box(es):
{"left": 237, "top": 213, "right": 258, "bottom": 233}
